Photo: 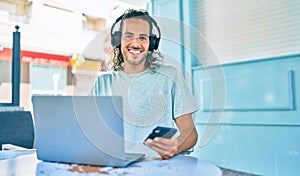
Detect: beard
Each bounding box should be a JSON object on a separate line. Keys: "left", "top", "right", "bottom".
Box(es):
{"left": 124, "top": 52, "right": 148, "bottom": 66}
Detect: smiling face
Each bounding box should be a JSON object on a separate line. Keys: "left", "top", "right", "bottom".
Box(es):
{"left": 120, "top": 18, "right": 150, "bottom": 74}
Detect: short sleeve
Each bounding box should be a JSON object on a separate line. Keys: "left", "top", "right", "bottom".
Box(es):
{"left": 91, "top": 73, "right": 113, "bottom": 96}
{"left": 171, "top": 69, "right": 199, "bottom": 119}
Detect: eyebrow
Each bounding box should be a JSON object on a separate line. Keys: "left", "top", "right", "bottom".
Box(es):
{"left": 123, "top": 32, "right": 149, "bottom": 36}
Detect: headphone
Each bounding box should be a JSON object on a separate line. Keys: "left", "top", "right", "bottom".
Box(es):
{"left": 110, "top": 9, "right": 161, "bottom": 51}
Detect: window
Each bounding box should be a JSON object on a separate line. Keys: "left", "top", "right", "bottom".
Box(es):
{"left": 30, "top": 64, "right": 67, "bottom": 96}
{"left": 0, "top": 59, "right": 12, "bottom": 104}
{"left": 0, "top": 0, "right": 32, "bottom": 24}
{"left": 193, "top": 0, "right": 300, "bottom": 66}
{"left": 82, "top": 13, "right": 106, "bottom": 32}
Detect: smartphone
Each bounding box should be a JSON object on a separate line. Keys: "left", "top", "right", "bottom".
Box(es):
{"left": 144, "top": 126, "right": 177, "bottom": 141}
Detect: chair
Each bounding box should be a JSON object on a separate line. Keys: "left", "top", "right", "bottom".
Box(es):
{"left": 0, "top": 111, "right": 34, "bottom": 149}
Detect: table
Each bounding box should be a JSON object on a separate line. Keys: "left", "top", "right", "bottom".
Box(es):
{"left": 0, "top": 151, "right": 222, "bottom": 176}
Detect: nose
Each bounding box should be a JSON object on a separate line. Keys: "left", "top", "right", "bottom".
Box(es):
{"left": 131, "top": 37, "right": 141, "bottom": 46}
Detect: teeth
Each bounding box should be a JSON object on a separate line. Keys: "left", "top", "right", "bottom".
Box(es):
{"left": 129, "top": 50, "right": 141, "bottom": 54}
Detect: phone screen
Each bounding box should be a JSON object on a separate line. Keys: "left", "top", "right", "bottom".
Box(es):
{"left": 144, "top": 126, "right": 177, "bottom": 141}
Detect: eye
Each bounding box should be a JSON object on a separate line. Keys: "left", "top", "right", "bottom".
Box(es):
{"left": 124, "top": 34, "right": 134, "bottom": 39}
{"left": 139, "top": 36, "right": 148, "bottom": 41}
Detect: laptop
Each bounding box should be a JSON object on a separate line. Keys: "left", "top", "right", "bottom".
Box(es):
{"left": 32, "top": 95, "right": 145, "bottom": 167}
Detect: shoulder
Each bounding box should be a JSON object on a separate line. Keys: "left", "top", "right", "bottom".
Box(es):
{"left": 97, "top": 71, "right": 114, "bottom": 76}
{"left": 96, "top": 71, "right": 117, "bottom": 78}
{"left": 157, "top": 65, "right": 179, "bottom": 74}
{"left": 156, "top": 65, "right": 181, "bottom": 78}
{"left": 95, "top": 71, "right": 116, "bottom": 83}
{"left": 157, "top": 65, "right": 178, "bottom": 72}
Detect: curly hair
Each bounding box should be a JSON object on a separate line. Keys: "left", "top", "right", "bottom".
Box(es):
{"left": 111, "top": 9, "right": 164, "bottom": 72}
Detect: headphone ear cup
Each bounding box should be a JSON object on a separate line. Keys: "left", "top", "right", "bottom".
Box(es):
{"left": 149, "top": 35, "right": 160, "bottom": 51}
{"left": 111, "top": 31, "right": 121, "bottom": 47}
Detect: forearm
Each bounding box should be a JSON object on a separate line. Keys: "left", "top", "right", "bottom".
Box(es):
{"left": 174, "top": 113, "right": 198, "bottom": 154}
{"left": 176, "top": 126, "right": 198, "bottom": 154}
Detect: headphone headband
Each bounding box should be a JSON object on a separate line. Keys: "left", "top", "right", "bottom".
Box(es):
{"left": 110, "top": 9, "right": 161, "bottom": 51}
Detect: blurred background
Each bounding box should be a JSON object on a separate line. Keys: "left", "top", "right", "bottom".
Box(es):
{"left": 0, "top": 0, "right": 145, "bottom": 110}
{"left": 0, "top": 0, "right": 299, "bottom": 175}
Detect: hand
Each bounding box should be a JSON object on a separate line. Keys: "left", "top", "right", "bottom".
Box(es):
{"left": 144, "top": 137, "right": 178, "bottom": 159}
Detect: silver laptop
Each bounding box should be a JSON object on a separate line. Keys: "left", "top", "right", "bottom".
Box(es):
{"left": 32, "top": 95, "right": 144, "bottom": 167}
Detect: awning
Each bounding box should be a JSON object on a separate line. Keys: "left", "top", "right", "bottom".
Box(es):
{"left": 0, "top": 48, "right": 70, "bottom": 67}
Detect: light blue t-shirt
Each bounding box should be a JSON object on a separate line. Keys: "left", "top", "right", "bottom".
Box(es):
{"left": 92, "top": 65, "right": 198, "bottom": 157}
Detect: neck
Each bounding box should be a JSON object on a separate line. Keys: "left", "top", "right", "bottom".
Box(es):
{"left": 123, "top": 64, "right": 147, "bottom": 74}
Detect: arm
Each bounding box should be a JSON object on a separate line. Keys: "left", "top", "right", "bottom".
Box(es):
{"left": 144, "top": 113, "right": 198, "bottom": 159}
{"left": 174, "top": 113, "right": 198, "bottom": 154}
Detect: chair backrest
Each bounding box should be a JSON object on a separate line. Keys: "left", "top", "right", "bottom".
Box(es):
{"left": 0, "top": 111, "right": 34, "bottom": 149}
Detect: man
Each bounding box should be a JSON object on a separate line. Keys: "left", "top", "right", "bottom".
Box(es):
{"left": 92, "top": 9, "right": 198, "bottom": 159}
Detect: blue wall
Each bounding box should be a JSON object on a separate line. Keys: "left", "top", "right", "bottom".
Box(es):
{"left": 151, "top": 0, "right": 300, "bottom": 175}
{"left": 151, "top": 0, "right": 182, "bottom": 64}
{"left": 191, "top": 55, "right": 300, "bottom": 176}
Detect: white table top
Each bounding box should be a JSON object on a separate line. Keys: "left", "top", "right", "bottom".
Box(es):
{"left": 0, "top": 151, "right": 222, "bottom": 176}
